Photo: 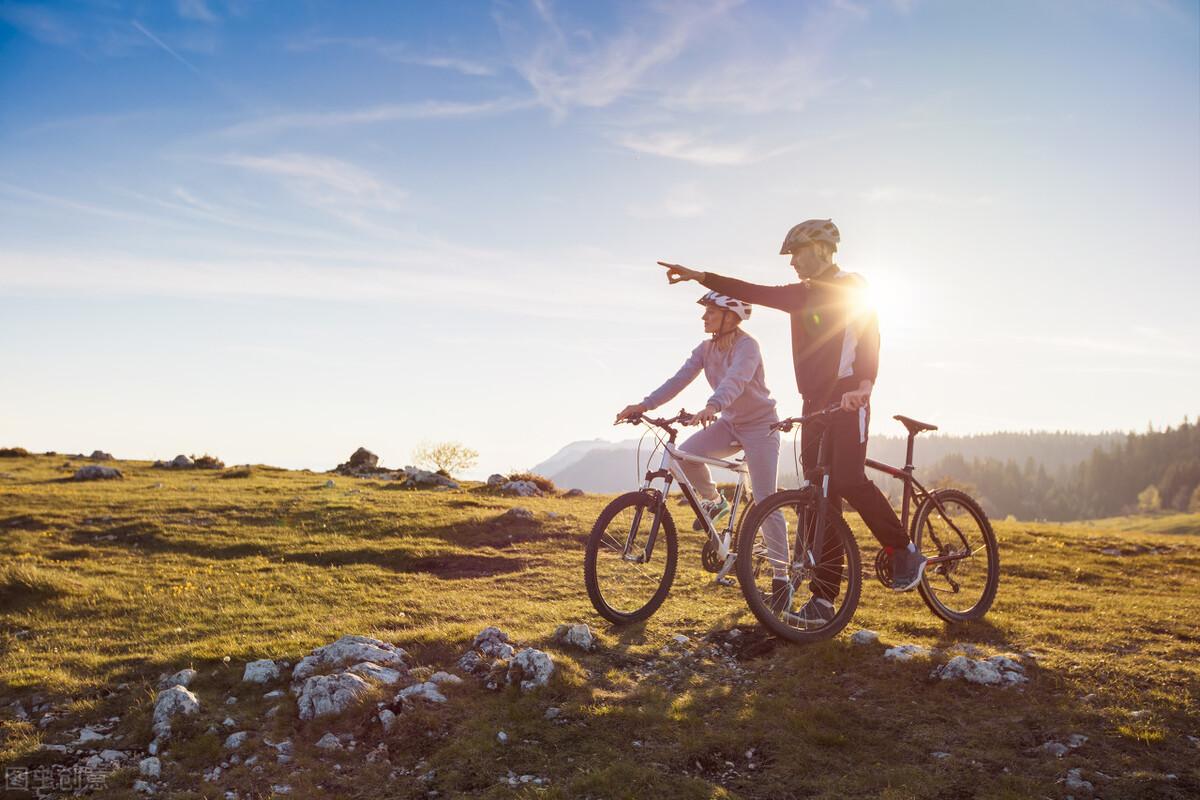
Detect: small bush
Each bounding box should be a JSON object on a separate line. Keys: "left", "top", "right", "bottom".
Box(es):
{"left": 0, "top": 447, "right": 29, "bottom": 458}
{"left": 412, "top": 441, "right": 478, "bottom": 477}
{"left": 191, "top": 454, "right": 225, "bottom": 470}
{"left": 220, "top": 467, "right": 253, "bottom": 479}
{"left": 507, "top": 472, "right": 557, "bottom": 494}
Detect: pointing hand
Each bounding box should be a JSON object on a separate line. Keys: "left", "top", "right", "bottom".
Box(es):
{"left": 657, "top": 261, "right": 702, "bottom": 284}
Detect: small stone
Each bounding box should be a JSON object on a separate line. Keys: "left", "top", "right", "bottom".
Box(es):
{"left": 99, "top": 749, "right": 125, "bottom": 762}
{"left": 501, "top": 506, "right": 535, "bottom": 520}
{"left": 932, "top": 751, "right": 951, "bottom": 759}
{"left": 271, "top": 786, "right": 291, "bottom": 795}
{"left": 76, "top": 726, "right": 108, "bottom": 743}
{"left": 153, "top": 685, "right": 200, "bottom": 740}
{"left": 850, "top": 630, "right": 879, "bottom": 646}
{"left": 263, "top": 689, "right": 285, "bottom": 699}
{"left": 1064, "top": 768, "right": 1093, "bottom": 793}
{"left": 508, "top": 648, "right": 555, "bottom": 691}
{"left": 1040, "top": 741, "right": 1069, "bottom": 758}
{"left": 1128, "top": 709, "right": 1151, "bottom": 720}
{"left": 544, "top": 707, "right": 561, "bottom": 720}
{"left": 1065, "top": 733, "right": 1088, "bottom": 749}
{"left": 497, "top": 731, "right": 508, "bottom": 744}
{"left": 316, "top": 732, "right": 343, "bottom": 751}
{"left": 553, "top": 623, "right": 595, "bottom": 651}
{"left": 223, "top": 717, "right": 236, "bottom": 727}
{"left": 159, "top": 668, "right": 197, "bottom": 689}
{"left": 883, "top": 644, "right": 933, "bottom": 662}
{"left": 225, "top": 696, "right": 237, "bottom": 705}
{"left": 133, "top": 780, "right": 154, "bottom": 794}
{"left": 243, "top": 659, "right": 282, "bottom": 683}
{"left": 224, "top": 731, "right": 249, "bottom": 750}
{"left": 324, "top": 479, "right": 336, "bottom": 488}
{"left": 429, "top": 671, "right": 463, "bottom": 685}
{"left": 671, "top": 634, "right": 691, "bottom": 647}
{"left": 379, "top": 709, "right": 397, "bottom": 733}
{"left": 565, "top": 488, "right": 584, "bottom": 497}
{"left": 397, "top": 681, "right": 448, "bottom": 704}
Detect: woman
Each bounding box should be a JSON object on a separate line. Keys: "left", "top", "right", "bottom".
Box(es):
{"left": 616, "top": 291, "right": 793, "bottom": 613}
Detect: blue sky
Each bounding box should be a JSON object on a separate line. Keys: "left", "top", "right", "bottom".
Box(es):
{"left": 2, "top": 0, "right": 1198, "bottom": 475}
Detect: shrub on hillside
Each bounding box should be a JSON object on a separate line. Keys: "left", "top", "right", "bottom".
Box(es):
{"left": 507, "top": 472, "right": 557, "bottom": 494}
{"left": 220, "top": 467, "right": 253, "bottom": 479}
{"left": 412, "top": 441, "right": 478, "bottom": 477}
{"left": 191, "top": 454, "right": 225, "bottom": 470}
{"left": 0, "top": 447, "right": 30, "bottom": 458}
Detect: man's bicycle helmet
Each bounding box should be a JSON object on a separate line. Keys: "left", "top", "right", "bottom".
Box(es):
{"left": 780, "top": 218, "right": 840, "bottom": 254}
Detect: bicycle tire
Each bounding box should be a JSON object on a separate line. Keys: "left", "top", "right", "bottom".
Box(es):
{"left": 584, "top": 491, "right": 678, "bottom": 624}
{"left": 736, "top": 489, "right": 861, "bottom": 644}
{"left": 912, "top": 488, "right": 999, "bottom": 623}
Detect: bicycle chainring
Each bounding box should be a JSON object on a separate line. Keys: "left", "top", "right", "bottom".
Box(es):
{"left": 874, "top": 547, "right": 894, "bottom": 589}
{"left": 701, "top": 538, "right": 723, "bottom": 573}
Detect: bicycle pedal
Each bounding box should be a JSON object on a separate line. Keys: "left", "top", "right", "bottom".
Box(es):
{"left": 714, "top": 576, "right": 735, "bottom": 587}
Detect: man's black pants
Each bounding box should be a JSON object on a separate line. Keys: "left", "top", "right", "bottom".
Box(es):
{"left": 800, "top": 397, "right": 909, "bottom": 601}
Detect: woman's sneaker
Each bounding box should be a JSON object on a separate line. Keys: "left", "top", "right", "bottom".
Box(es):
{"left": 693, "top": 495, "right": 730, "bottom": 531}
{"left": 784, "top": 596, "right": 834, "bottom": 629}
{"left": 891, "top": 546, "right": 928, "bottom": 592}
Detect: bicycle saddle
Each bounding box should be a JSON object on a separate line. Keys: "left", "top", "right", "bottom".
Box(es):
{"left": 893, "top": 415, "right": 938, "bottom": 436}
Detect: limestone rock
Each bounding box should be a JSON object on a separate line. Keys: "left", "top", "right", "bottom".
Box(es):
{"left": 295, "top": 673, "right": 372, "bottom": 720}
{"left": 1064, "top": 768, "right": 1093, "bottom": 793}
{"left": 508, "top": 648, "right": 554, "bottom": 692}
{"left": 154, "top": 455, "right": 194, "bottom": 469}
{"left": 292, "top": 635, "right": 409, "bottom": 682}
{"left": 564, "top": 488, "right": 585, "bottom": 497}
{"left": 153, "top": 685, "right": 200, "bottom": 739}
{"left": 500, "top": 480, "right": 542, "bottom": 497}
{"left": 224, "top": 731, "right": 249, "bottom": 750}
{"left": 932, "top": 654, "right": 1028, "bottom": 686}
{"left": 74, "top": 465, "right": 123, "bottom": 481}
{"left": 501, "top": 506, "right": 535, "bottom": 521}
{"left": 315, "top": 732, "right": 343, "bottom": 751}
{"left": 403, "top": 467, "right": 460, "bottom": 489}
{"left": 553, "top": 623, "right": 595, "bottom": 651}
{"left": 396, "top": 681, "right": 448, "bottom": 704}
{"left": 335, "top": 447, "right": 379, "bottom": 475}
{"left": 89, "top": 450, "right": 114, "bottom": 461}
{"left": 850, "top": 630, "right": 879, "bottom": 646}
{"left": 471, "top": 627, "right": 516, "bottom": 660}
{"left": 159, "top": 668, "right": 197, "bottom": 689}
{"left": 429, "top": 671, "right": 463, "bottom": 686}
{"left": 883, "top": 644, "right": 933, "bottom": 662}
{"left": 348, "top": 661, "right": 404, "bottom": 685}
{"left": 243, "top": 660, "right": 282, "bottom": 684}
{"left": 378, "top": 709, "right": 397, "bottom": 733}
{"left": 487, "top": 474, "right": 507, "bottom": 487}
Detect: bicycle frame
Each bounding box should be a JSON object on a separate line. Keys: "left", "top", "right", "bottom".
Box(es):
{"left": 626, "top": 421, "right": 750, "bottom": 585}
{"left": 864, "top": 454, "right": 972, "bottom": 569}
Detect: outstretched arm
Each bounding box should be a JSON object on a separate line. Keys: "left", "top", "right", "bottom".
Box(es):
{"left": 641, "top": 343, "right": 705, "bottom": 411}
{"left": 657, "top": 261, "right": 806, "bottom": 312}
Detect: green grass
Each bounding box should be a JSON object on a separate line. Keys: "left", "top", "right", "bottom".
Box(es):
{"left": 1, "top": 453, "right": 1198, "bottom": 798}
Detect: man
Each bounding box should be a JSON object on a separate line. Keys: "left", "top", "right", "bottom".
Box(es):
{"left": 659, "top": 219, "right": 925, "bottom": 625}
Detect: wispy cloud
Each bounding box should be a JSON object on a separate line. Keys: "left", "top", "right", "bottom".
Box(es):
{"left": 287, "top": 35, "right": 495, "bottom": 76}
{"left": 222, "top": 98, "right": 532, "bottom": 136}
{"left": 218, "top": 153, "right": 408, "bottom": 231}
{"left": 615, "top": 131, "right": 798, "bottom": 166}
{"left": 496, "top": 0, "right": 742, "bottom": 117}
{"left": 177, "top": 0, "right": 217, "bottom": 23}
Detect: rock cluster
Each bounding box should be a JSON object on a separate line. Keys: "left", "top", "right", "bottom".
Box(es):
{"left": 334, "top": 447, "right": 380, "bottom": 475}
{"left": 552, "top": 623, "right": 595, "bottom": 651}
{"left": 500, "top": 480, "right": 542, "bottom": 497}
{"left": 932, "top": 654, "right": 1029, "bottom": 686}
{"left": 457, "top": 627, "right": 555, "bottom": 691}
{"left": 153, "top": 455, "right": 194, "bottom": 469}
{"left": 89, "top": 450, "right": 114, "bottom": 460}
{"left": 292, "top": 635, "right": 411, "bottom": 720}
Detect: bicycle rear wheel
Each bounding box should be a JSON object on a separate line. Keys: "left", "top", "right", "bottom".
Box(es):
{"left": 736, "top": 489, "right": 861, "bottom": 643}
{"left": 584, "top": 491, "right": 678, "bottom": 624}
{"left": 913, "top": 489, "right": 999, "bottom": 623}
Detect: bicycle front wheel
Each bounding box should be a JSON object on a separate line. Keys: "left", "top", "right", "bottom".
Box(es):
{"left": 736, "top": 489, "right": 861, "bottom": 644}
{"left": 913, "top": 488, "right": 999, "bottom": 623}
{"left": 584, "top": 491, "right": 678, "bottom": 624}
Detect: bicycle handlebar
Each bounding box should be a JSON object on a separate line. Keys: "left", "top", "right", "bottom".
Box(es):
{"left": 769, "top": 404, "right": 845, "bottom": 433}
{"left": 614, "top": 408, "right": 701, "bottom": 432}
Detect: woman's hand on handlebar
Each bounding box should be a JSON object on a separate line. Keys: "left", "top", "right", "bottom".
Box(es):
{"left": 615, "top": 403, "right": 647, "bottom": 423}
{"left": 684, "top": 404, "right": 717, "bottom": 427}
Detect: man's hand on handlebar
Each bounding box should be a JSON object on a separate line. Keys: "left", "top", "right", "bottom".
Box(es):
{"left": 657, "top": 261, "right": 703, "bottom": 284}
{"left": 615, "top": 403, "right": 647, "bottom": 424}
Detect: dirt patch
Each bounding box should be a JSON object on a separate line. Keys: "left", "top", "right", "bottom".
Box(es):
{"left": 707, "top": 624, "right": 782, "bottom": 660}
{"left": 404, "top": 554, "right": 531, "bottom": 579}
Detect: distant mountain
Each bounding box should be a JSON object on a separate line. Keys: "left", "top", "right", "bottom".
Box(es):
{"left": 536, "top": 428, "right": 1126, "bottom": 495}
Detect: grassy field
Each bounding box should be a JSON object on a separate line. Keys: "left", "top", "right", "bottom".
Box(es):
{"left": 1, "top": 453, "right": 1198, "bottom": 799}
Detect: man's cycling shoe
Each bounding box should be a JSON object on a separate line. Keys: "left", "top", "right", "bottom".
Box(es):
{"left": 784, "top": 597, "right": 834, "bottom": 628}
{"left": 890, "top": 546, "right": 927, "bottom": 592}
{"left": 766, "top": 578, "right": 794, "bottom": 615}
{"left": 692, "top": 496, "right": 730, "bottom": 531}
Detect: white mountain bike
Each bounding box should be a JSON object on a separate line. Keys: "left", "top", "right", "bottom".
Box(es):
{"left": 583, "top": 409, "right": 756, "bottom": 624}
